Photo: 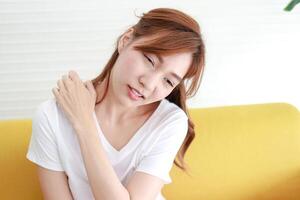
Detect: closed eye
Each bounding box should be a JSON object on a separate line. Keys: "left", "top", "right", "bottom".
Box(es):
{"left": 143, "top": 54, "right": 154, "bottom": 66}
{"left": 164, "top": 77, "right": 174, "bottom": 87}
{"left": 143, "top": 53, "right": 174, "bottom": 87}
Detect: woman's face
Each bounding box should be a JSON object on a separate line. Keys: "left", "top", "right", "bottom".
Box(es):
{"left": 109, "top": 29, "right": 192, "bottom": 107}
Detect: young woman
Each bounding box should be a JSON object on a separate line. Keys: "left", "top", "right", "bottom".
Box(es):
{"left": 26, "top": 8, "right": 205, "bottom": 200}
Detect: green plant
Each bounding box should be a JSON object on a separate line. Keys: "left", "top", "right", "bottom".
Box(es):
{"left": 284, "top": 0, "right": 300, "bottom": 11}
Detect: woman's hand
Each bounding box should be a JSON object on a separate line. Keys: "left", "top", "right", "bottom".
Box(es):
{"left": 52, "top": 70, "right": 97, "bottom": 131}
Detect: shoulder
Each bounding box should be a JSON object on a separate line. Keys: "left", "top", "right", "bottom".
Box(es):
{"left": 33, "top": 97, "right": 67, "bottom": 129}
{"left": 36, "top": 97, "right": 58, "bottom": 113}
{"left": 154, "top": 99, "right": 189, "bottom": 137}
{"left": 159, "top": 98, "right": 188, "bottom": 124}
{"left": 33, "top": 98, "right": 56, "bottom": 120}
{"left": 138, "top": 99, "right": 189, "bottom": 160}
{"left": 35, "top": 97, "right": 68, "bottom": 121}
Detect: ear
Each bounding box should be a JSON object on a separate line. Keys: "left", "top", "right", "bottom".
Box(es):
{"left": 118, "top": 28, "right": 134, "bottom": 53}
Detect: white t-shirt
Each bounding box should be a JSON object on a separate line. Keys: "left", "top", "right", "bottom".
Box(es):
{"left": 26, "top": 97, "right": 188, "bottom": 200}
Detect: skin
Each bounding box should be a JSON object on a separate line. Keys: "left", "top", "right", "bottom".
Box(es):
{"left": 94, "top": 28, "right": 193, "bottom": 125}
{"left": 53, "top": 27, "right": 193, "bottom": 134}
{"left": 51, "top": 28, "right": 194, "bottom": 199}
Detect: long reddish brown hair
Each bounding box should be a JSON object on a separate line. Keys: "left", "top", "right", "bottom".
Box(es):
{"left": 91, "top": 8, "right": 205, "bottom": 173}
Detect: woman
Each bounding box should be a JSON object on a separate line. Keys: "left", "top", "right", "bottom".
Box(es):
{"left": 26, "top": 7, "right": 205, "bottom": 200}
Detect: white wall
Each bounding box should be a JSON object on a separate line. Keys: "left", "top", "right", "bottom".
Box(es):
{"left": 0, "top": 0, "right": 299, "bottom": 120}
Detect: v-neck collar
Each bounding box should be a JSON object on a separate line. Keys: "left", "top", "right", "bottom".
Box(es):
{"left": 92, "top": 99, "right": 166, "bottom": 157}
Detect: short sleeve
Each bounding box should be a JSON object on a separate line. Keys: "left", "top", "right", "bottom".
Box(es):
{"left": 135, "top": 112, "right": 188, "bottom": 184}
{"left": 26, "top": 99, "right": 64, "bottom": 171}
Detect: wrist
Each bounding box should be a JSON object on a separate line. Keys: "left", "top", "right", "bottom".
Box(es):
{"left": 73, "top": 115, "right": 95, "bottom": 134}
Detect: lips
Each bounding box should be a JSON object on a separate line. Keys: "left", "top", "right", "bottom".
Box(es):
{"left": 128, "top": 85, "right": 144, "bottom": 99}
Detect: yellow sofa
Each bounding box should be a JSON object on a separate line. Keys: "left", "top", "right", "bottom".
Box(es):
{"left": 1, "top": 102, "right": 300, "bottom": 200}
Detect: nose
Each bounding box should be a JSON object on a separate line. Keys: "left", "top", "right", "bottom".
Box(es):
{"left": 139, "top": 72, "right": 160, "bottom": 93}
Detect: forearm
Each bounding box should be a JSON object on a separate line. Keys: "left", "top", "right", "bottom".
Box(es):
{"left": 75, "top": 119, "right": 131, "bottom": 200}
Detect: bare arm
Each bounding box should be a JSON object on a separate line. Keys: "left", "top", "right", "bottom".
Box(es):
{"left": 125, "top": 171, "right": 165, "bottom": 200}
{"left": 37, "top": 166, "right": 74, "bottom": 200}
{"left": 75, "top": 121, "right": 165, "bottom": 200}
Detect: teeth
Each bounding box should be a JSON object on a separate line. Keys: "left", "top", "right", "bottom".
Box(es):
{"left": 131, "top": 88, "right": 143, "bottom": 97}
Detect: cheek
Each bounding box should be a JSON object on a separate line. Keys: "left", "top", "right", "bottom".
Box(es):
{"left": 153, "top": 89, "right": 170, "bottom": 100}
{"left": 119, "top": 53, "right": 143, "bottom": 74}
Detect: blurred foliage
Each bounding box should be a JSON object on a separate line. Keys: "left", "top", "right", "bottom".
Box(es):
{"left": 284, "top": 0, "right": 300, "bottom": 11}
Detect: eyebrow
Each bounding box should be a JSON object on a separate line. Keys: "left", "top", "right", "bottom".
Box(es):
{"left": 171, "top": 72, "right": 183, "bottom": 82}
{"left": 155, "top": 54, "right": 183, "bottom": 82}
{"left": 156, "top": 54, "right": 164, "bottom": 64}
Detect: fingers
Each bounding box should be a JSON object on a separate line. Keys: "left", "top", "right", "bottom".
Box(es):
{"left": 68, "top": 70, "right": 81, "bottom": 83}
{"left": 86, "top": 80, "right": 95, "bottom": 94}
{"left": 52, "top": 87, "right": 62, "bottom": 105}
{"left": 57, "top": 75, "right": 70, "bottom": 92}
{"left": 62, "top": 74, "right": 72, "bottom": 86}
{"left": 52, "top": 87, "right": 59, "bottom": 97}
{"left": 83, "top": 80, "right": 88, "bottom": 87}
{"left": 56, "top": 70, "right": 88, "bottom": 93}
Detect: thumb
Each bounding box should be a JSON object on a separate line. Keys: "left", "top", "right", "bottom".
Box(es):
{"left": 86, "top": 80, "right": 96, "bottom": 94}
{"left": 83, "top": 80, "right": 88, "bottom": 87}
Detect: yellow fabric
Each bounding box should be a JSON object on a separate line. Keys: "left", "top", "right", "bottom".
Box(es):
{"left": 163, "top": 103, "right": 300, "bottom": 200}
{"left": 0, "top": 102, "right": 299, "bottom": 200}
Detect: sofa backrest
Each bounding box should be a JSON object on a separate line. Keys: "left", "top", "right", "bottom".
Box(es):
{"left": 162, "top": 102, "right": 300, "bottom": 200}
{"left": 0, "top": 119, "right": 42, "bottom": 199}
